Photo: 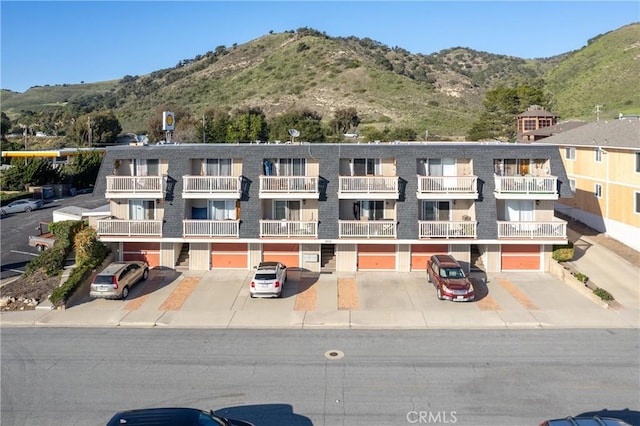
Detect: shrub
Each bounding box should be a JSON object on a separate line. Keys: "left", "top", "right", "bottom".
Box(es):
{"left": 25, "top": 244, "right": 67, "bottom": 276}
{"left": 593, "top": 288, "right": 614, "bottom": 301}
{"left": 573, "top": 272, "right": 589, "bottom": 283}
{"left": 552, "top": 242, "right": 574, "bottom": 262}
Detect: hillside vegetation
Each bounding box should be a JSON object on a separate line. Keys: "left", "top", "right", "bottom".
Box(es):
{"left": 2, "top": 24, "right": 639, "bottom": 139}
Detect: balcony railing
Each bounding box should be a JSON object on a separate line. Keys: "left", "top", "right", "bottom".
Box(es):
{"left": 494, "top": 175, "right": 558, "bottom": 197}
{"left": 182, "top": 176, "right": 242, "bottom": 198}
{"left": 260, "top": 220, "right": 318, "bottom": 238}
{"left": 259, "top": 176, "right": 319, "bottom": 196}
{"left": 338, "top": 176, "right": 398, "bottom": 197}
{"left": 106, "top": 176, "right": 164, "bottom": 196}
{"left": 417, "top": 175, "right": 478, "bottom": 195}
{"left": 97, "top": 219, "right": 163, "bottom": 236}
{"left": 419, "top": 221, "right": 477, "bottom": 239}
{"left": 497, "top": 220, "right": 567, "bottom": 239}
{"left": 183, "top": 219, "right": 239, "bottom": 237}
{"left": 339, "top": 220, "right": 397, "bottom": 238}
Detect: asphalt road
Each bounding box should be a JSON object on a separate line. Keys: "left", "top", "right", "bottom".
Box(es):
{"left": 0, "top": 192, "right": 107, "bottom": 281}
{"left": 1, "top": 328, "right": 638, "bottom": 426}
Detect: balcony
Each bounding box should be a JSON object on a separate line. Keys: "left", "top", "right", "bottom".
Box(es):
{"left": 417, "top": 176, "right": 478, "bottom": 199}
{"left": 97, "top": 219, "right": 163, "bottom": 237}
{"left": 259, "top": 176, "right": 319, "bottom": 199}
{"left": 105, "top": 176, "right": 165, "bottom": 199}
{"left": 339, "top": 220, "right": 397, "bottom": 238}
{"left": 260, "top": 220, "right": 318, "bottom": 238}
{"left": 182, "top": 176, "right": 242, "bottom": 199}
{"left": 497, "top": 220, "right": 567, "bottom": 239}
{"left": 338, "top": 176, "right": 399, "bottom": 199}
{"left": 494, "top": 175, "right": 558, "bottom": 200}
{"left": 183, "top": 219, "right": 239, "bottom": 237}
{"left": 419, "top": 221, "right": 477, "bottom": 239}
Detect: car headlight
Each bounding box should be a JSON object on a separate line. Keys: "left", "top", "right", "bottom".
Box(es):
{"left": 441, "top": 284, "right": 451, "bottom": 293}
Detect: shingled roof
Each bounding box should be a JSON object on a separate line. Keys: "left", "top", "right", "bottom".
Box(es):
{"left": 535, "top": 117, "right": 640, "bottom": 150}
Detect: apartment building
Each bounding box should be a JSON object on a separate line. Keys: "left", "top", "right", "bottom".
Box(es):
{"left": 537, "top": 116, "right": 640, "bottom": 251}
{"left": 90, "top": 142, "right": 572, "bottom": 273}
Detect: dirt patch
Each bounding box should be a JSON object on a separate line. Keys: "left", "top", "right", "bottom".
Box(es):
{"left": 0, "top": 271, "right": 60, "bottom": 311}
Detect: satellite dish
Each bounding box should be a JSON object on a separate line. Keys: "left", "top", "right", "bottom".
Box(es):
{"left": 288, "top": 129, "right": 300, "bottom": 137}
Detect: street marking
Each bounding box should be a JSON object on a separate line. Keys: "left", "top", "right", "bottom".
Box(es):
{"left": 497, "top": 278, "right": 539, "bottom": 310}
{"left": 123, "top": 276, "right": 164, "bottom": 311}
{"left": 159, "top": 277, "right": 200, "bottom": 311}
{"left": 10, "top": 250, "right": 39, "bottom": 257}
{"left": 294, "top": 276, "right": 317, "bottom": 311}
{"left": 338, "top": 278, "right": 359, "bottom": 310}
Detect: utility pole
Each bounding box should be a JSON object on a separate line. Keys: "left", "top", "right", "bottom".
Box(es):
{"left": 595, "top": 104, "right": 603, "bottom": 122}
{"left": 202, "top": 114, "right": 206, "bottom": 144}
{"left": 88, "top": 116, "right": 92, "bottom": 147}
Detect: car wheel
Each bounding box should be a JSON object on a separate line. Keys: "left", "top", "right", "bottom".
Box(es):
{"left": 250, "top": 293, "right": 255, "bottom": 298}
{"left": 0, "top": 209, "right": 5, "bottom": 216}
{"left": 426, "top": 272, "right": 431, "bottom": 283}
{"left": 436, "top": 287, "right": 444, "bottom": 300}
{"left": 25, "top": 207, "right": 32, "bottom": 213}
{"left": 121, "top": 286, "right": 130, "bottom": 299}
{"left": 142, "top": 268, "right": 149, "bottom": 281}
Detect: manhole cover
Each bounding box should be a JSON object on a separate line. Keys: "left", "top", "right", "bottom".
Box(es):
{"left": 324, "top": 349, "right": 344, "bottom": 360}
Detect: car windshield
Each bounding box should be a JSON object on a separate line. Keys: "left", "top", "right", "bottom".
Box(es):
{"left": 94, "top": 275, "right": 115, "bottom": 284}
{"left": 441, "top": 268, "right": 465, "bottom": 278}
{"left": 255, "top": 273, "right": 277, "bottom": 280}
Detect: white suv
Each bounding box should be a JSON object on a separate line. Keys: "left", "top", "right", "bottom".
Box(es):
{"left": 250, "top": 261, "right": 287, "bottom": 298}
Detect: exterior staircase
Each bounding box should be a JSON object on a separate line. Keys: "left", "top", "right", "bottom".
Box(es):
{"left": 175, "top": 243, "right": 189, "bottom": 270}
{"left": 320, "top": 244, "right": 336, "bottom": 272}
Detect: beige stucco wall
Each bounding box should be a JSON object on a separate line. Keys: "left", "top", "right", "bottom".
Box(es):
{"left": 190, "top": 243, "right": 211, "bottom": 270}
{"left": 484, "top": 244, "right": 501, "bottom": 273}
{"left": 336, "top": 243, "right": 357, "bottom": 271}
{"left": 160, "top": 242, "right": 178, "bottom": 269}
{"left": 248, "top": 243, "right": 262, "bottom": 268}
{"left": 397, "top": 244, "right": 411, "bottom": 272}
{"left": 450, "top": 244, "right": 471, "bottom": 272}
{"left": 301, "top": 243, "right": 321, "bottom": 272}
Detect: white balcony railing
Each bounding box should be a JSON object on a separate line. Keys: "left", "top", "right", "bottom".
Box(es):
{"left": 494, "top": 175, "right": 558, "bottom": 195}
{"left": 106, "top": 176, "right": 164, "bottom": 194}
{"left": 419, "top": 221, "right": 477, "bottom": 238}
{"left": 260, "top": 176, "right": 319, "bottom": 194}
{"left": 183, "top": 220, "right": 239, "bottom": 237}
{"left": 339, "top": 176, "right": 398, "bottom": 195}
{"left": 339, "top": 220, "right": 396, "bottom": 238}
{"left": 97, "top": 219, "right": 163, "bottom": 236}
{"left": 260, "top": 220, "right": 318, "bottom": 238}
{"left": 497, "top": 220, "right": 567, "bottom": 239}
{"left": 183, "top": 176, "right": 241, "bottom": 195}
{"left": 417, "top": 176, "right": 478, "bottom": 194}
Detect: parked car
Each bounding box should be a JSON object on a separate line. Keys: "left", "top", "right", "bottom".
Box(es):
{"left": 28, "top": 222, "right": 56, "bottom": 252}
{"left": 539, "top": 416, "right": 633, "bottom": 426}
{"left": 106, "top": 407, "right": 254, "bottom": 426}
{"left": 250, "top": 261, "right": 287, "bottom": 298}
{"left": 426, "top": 254, "right": 474, "bottom": 301}
{"left": 0, "top": 199, "right": 44, "bottom": 215}
{"left": 89, "top": 261, "right": 149, "bottom": 299}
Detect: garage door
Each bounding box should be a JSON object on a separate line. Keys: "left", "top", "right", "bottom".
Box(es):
{"left": 123, "top": 242, "right": 160, "bottom": 267}
{"left": 263, "top": 243, "right": 300, "bottom": 268}
{"left": 357, "top": 244, "right": 396, "bottom": 270}
{"left": 211, "top": 243, "right": 248, "bottom": 269}
{"left": 410, "top": 244, "right": 449, "bottom": 271}
{"left": 501, "top": 244, "right": 541, "bottom": 271}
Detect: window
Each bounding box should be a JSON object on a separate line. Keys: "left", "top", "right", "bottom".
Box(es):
{"left": 351, "top": 159, "right": 381, "bottom": 176}
{"left": 421, "top": 201, "right": 451, "bottom": 221}
{"left": 209, "top": 200, "right": 236, "bottom": 220}
{"left": 129, "top": 200, "right": 155, "bottom": 220}
{"left": 565, "top": 147, "right": 576, "bottom": 160}
{"left": 594, "top": 184, "right": 602, "bottom": 198}
{"left": 635, "top": 192, "right": 640, "bottom": 214}
{"left": 277, "top": 158, "right": 305, "bottom": 176}
{"left": 353, "top": 200, "right": 384, "bottom": 220}
{"left": 523, "top": 119, "right": 536, "bottom": 131}
{"left": 595, "top": 148, "right": 603, "bottom": 163}
{"left": 274, "top": 200, "right": 300, "bottom": 221}
{"left": 635, "top": 152, "right": 640, "bottom": 173}
{"left": 133, "top": 159, "right": 159, "bottom": 176}
{"left": 205, "top": 159, "right": 231, "bottom": 176}
{"left": 569, "top": 178, "right": 576, "bottom": 193}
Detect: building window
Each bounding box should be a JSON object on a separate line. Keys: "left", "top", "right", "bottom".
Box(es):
{"left": 569, "top": 179, "right": 576, "bottom": 193}
{"left": 636, "top": 192, "right": 640, "bottom": 214}
{"left": 636, "top": 152, "right": 640, "bottom": 173}
{"left": 594, "top": 184, "right": 602, "bottom": 198}
{"left": 595, "top": 148, "right": 603, "bottom": 163}
{"left": 565, "top": 147, "right": 576, "bottom": 160}
{"left": 523, "top": 119, "right": 536, "bottom": 131}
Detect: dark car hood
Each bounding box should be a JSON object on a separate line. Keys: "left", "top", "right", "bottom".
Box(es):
{"left": 443, "top": 278, "right": 472, "bottom": 290}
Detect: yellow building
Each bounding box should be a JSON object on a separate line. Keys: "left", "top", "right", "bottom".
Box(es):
{"left": 537, "top": 116, "right": 640, "bottom": 251}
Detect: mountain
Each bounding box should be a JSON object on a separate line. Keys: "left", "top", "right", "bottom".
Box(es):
{"left": 2, "top": 24, "right": 639, "bottom": 139}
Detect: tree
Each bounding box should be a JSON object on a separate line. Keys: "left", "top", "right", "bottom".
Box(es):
{"left": 147, "top": 104, "right": 192, "bottom": 142}
{"left": 60, "top": 151, "right": 102, "bottom": 190}
{"left": 69, "top": 111, "right": 121, "bottom": 145}
{"left": 268, "top": 109, "right": 325, "bottom": 142}
{"left": 330, "top": 108, "right": 361, "bottom": 136}
{"left": 467, "top": 85, "right": 549, "bottom": 141}
{"left": 1, "top": 158, "right": 60, "bottom": 191}
{"left": 227, "top": 107, "right": 268, "bottom": 143}
{"left": 195, "top": 108, "right": 232, "bottom": 143}
{"left": 1, "top": 112, "right": 11, "bottom": 137}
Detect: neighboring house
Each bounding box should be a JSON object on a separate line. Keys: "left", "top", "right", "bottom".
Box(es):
{"left": 517, "top": 105, "right": 559, "bottom": 142}
{"left": 91, "top": 142, "right": 573, "bottom": 274}
{"left": 537, "top": 116, "right": 640, "bottom": 251}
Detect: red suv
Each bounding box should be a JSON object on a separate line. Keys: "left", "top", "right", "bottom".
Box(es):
{"left": 427, "top": 254, "right": 474, "bottom": 302}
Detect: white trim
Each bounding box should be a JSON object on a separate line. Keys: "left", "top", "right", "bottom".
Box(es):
{"left": 565, "top": 173, "right": 640, "bottom": 190}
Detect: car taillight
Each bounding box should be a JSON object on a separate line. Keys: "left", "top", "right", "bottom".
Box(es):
{"left": 112, "top": 276, "right": 119, "bottom": 289}
{"left": 251, "top": 281, "right": 255, "bottom": 288}
{"left": 274, "top": 281, "right": 280, "bottom": 288}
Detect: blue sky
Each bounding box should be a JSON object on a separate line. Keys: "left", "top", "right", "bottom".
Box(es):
{"left": 1, "top": 1, "right": 638, "bottom": 93}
